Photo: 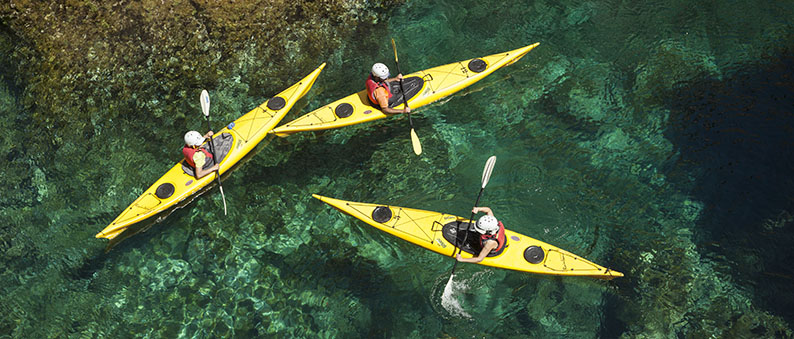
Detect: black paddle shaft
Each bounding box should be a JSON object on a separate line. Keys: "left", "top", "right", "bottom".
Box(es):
{"left": 400, "top": 77, "right": 415, "bottom": 128}
{"left": 392, "top": 52, "right": 411, "bottom": 119}
{"left": 450, "top": 186, "right": 485, "bottom": 275}
{"left": 201, "top": 95, "right": 228, "bottom": 216}
{"left": 204, "top": 117, "right": 217, "bottom": 160}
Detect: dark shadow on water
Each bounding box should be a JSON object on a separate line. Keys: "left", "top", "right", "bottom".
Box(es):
{"left": 599, "top": 291, "right": 628, "bottom": 338}
{"left": 0, "top": 23, "right": 24, "bottom": 97}
{"left": 666, "top": 43, "right": 794, "bottom": 323}
{"left": 262, "top": 233, "right": 426, "bottom": 337}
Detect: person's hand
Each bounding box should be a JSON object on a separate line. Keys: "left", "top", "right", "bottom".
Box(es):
{"left": 397, "top": 74, "right": 403, "bottom": 80}
{"left": 207, "top": 131, "right": 214, "bottom": 137}
{"left": 403, "top": 107, "right": 411, "bottom": 114}
{"left": 210, "top": 164, "right": 220, "bottom": 172}
{"left": 472, "top": 207, "right": 479, "bottom": 214}
{"left": 456, "top": 253, "right": 463, "bottom": 261}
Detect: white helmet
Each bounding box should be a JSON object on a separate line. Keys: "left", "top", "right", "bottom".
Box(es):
{"left": 371, "top": 63, "right": 389, "bottom": 80}
{"left": 184, "top": 131, "right": 204, "bottom": 146}
{"left": 474, "top": 215, "right": 499, "bottom": 235}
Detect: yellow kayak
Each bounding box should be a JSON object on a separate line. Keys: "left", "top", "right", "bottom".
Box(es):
{"left": 313, "top": 194, "right": 623, "bottom": 279}
{"left": 271, "top": 43, "right": 539, "bottom": 136}
{"left": 96, "top": 64, "right": 326, "bottom": 240}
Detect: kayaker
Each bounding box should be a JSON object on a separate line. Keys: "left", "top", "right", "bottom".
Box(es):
{"left": 456, "top": 206, "right": 506, "bottom": 263}
{"left": 365, "top": 63, "right": 411, "bottom": 114}
{"left": 182, "top": 130, "right": 219, "bottom": 179}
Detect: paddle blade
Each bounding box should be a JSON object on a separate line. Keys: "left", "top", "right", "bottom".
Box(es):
{"left": 218, "top": 184, "right": 228, "bottom": 216}
{"left": 200, "top": 90, "right": 210, "bottom": 117}
{"left": 410, "top": 128, "right": 422, "bottom": 155}
{"left": 481, "top": 156, "right": 496, "bottom": 188}
{"left": 391, "top": 38, "right": 399, "bottom": 63}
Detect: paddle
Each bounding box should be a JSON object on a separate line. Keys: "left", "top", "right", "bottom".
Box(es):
{"left": 391, "top": 38, "right": 422, "bottom": 156}
{"left": 450, "top": 155, "right": 497, "bottom": 275}
{"left": 200, "top": 89, "right": 228, "bottom": 215}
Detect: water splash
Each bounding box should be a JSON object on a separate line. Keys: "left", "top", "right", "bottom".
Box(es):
{"left": 440, "top": 274, "right": 472, "bottom": 319}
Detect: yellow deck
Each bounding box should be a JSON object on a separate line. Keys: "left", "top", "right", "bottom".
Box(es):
{"left": 95, "top": 64, "right": 326, "bottom": 240}
{"left": 313, "top": 194, "right": 623, "bottom": 279}
{"left": 271, "top": 43, "right": 540, "bottom": 136}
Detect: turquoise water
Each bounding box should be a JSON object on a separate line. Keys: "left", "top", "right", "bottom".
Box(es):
{"left": 2, "top": 0, "right": 794, "bottom": 337}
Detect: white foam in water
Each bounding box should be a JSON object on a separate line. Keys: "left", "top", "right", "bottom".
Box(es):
{"left": 440, "top": 274, "right": 472, "bottom": 319}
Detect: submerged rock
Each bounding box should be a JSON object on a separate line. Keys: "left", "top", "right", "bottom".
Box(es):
{"left": 0, "top": 0, "right": 404, "bottom": 166}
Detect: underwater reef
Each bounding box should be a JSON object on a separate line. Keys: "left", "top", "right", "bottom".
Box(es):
{"left": 1, "top": 0, "right": 793, "bottom": 337}
{"left": 0, "top": 0, "right": 399, "bottom": 163}
{"left": 0, "top": 0, "right": 404, "bottom": 337}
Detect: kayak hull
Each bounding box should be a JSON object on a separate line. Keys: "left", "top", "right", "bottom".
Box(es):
{"left": 313, "top": 194, "right": 623, "bottom": 279}
{"left": 271, "top": 43, "right": 540, "bottom": 136}
{"left": 96, "top": 64, "right": 326, "bottom": 240}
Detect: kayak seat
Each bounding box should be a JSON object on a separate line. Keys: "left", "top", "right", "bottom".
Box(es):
{"left": 182, "top": 132, "right": 234, "bottom": 177}
{"left": 387, "top": 76, "right": 424, "bottom": 108}
{"left": 442, "top": 221, "right": 507, "bottom": 257}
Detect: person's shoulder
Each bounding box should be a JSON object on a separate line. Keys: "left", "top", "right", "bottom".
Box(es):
{"left": 481, "top": 240, "right": 498, "bottom": 253}
{"left": 373, "top": 86, "right": 388, "bottom": 96}
{"left": 193, "top": 151, "right": 206, "bottom": 162}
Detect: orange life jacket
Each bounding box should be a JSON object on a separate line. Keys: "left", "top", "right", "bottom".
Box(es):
{"left": 365, "top": 74, "right": 392, "bottom": 105}
{"left": 182, "top": 145, "right": 213, "bottom": 169}
{"left": 480, "top": 221, "right": 506, "bottom": 254}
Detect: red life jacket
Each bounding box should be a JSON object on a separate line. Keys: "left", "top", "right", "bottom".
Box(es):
{"left": 480, "top": 221, "right": 506, "bottom": 254}
{"left": 365, "top": 74, "right": 392, "bottom": 105}
{"left": 182, "top": 145, "right": 213, "bottom": 168}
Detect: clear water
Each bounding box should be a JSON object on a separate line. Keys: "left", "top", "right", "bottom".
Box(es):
{"left": 2, "top": 0, "right": 793, "bottom": 337}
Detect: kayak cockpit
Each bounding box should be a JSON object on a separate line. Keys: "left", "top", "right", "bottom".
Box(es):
{"left": 181, "top": 132, "right": 234, "bottom": 177}
{"left": 386, "top": 76, "right": 424, "bottom": 108}
{"left": 442, "top": 221, "right": 506, "bottom": 257}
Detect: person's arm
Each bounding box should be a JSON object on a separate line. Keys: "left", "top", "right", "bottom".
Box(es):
{"left": 193, "top": 131, "right": 219, "bottom": 178}
{"left": 456, "top": 240, "right": 498, "bottom": 263}
{"left": 385, "top": 74, "right": 403, "bottom": 83}
{"left": 375, "top": 80, "right": 411, "bottom": 114}
{"left": 472, "top": 206, "right": 494, "bottom": 217}
{"left": 195, "top": 163, "right": 219, "bottom": 179}
{"left": 192, "top": 152, "right": 219, "bottom": 179}
{"left": 381, "top": 106, "right": 409, "bottom": 114}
